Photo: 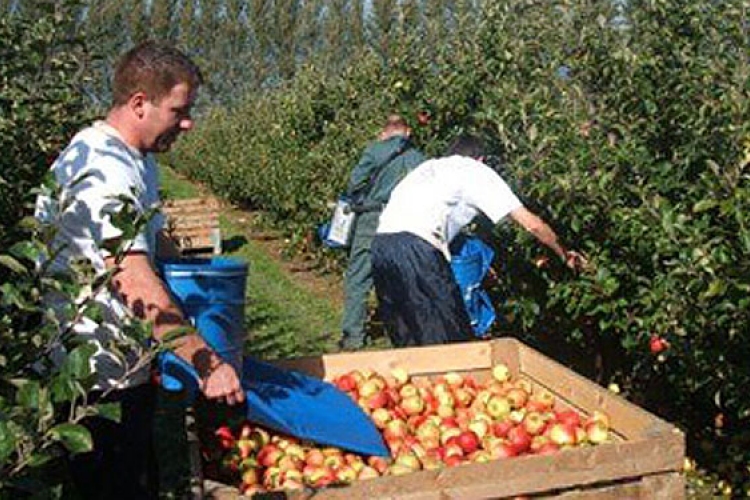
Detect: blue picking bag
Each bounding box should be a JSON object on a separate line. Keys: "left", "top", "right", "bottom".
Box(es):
{"left": 450, "top": 236, "right": 497, "bottom": 336}
{"left": 157, "top": 257, "right": 388, "bottom": 457}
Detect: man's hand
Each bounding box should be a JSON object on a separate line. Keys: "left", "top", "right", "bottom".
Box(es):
{"left": 200, "top": 362, "right": 245, "bottom": 406}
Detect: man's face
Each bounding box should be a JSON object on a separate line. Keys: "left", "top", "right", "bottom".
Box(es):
{"left": 142, "top": 82, "right": 197, "bottom": 153}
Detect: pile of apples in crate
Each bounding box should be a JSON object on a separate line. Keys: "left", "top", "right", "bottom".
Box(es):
{"left": 206, "top": 364, "right": 612, "bottom": 495}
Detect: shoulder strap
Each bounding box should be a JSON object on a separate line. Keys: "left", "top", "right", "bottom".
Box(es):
{"left": 353, "top": 141, "right": 409, "bottom": 200}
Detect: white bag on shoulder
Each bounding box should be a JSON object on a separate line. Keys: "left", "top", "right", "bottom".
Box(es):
{"left": 326, "top": 197, "right": 356, "bottom": 248}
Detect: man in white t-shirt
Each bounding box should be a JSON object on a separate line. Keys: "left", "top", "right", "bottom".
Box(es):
{"left": 36, "top": 42, "right": 244, "bottom": 499}
{"left": 372, "top": 135, "right": 586, "bottom": 347}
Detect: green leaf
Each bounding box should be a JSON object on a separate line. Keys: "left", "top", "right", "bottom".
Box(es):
{"left": 48, "top": 423, "right": 92, "bottom": 455}
{"left": 702, "top": 280, "right": 727, "bottom": 300}
{"left": 0, "top": 254, "right": 27, "bottom": 274}
{"left": 17, "top": 380, "right": 41, "bottom": 409}
{"left": 62, "top": 344, "right": 96, "bottom": 380}
{"left": 0, "top": 420, "right": 17, "bottom": 463}
{"left": 692, "top": 200, "right": 717, "bottom": 213}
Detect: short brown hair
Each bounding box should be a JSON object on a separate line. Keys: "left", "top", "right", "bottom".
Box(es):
{"left": 112, "top": 41, "right": 203, "bottom": 107}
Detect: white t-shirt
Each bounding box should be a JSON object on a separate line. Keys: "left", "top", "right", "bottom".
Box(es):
{"left": 377, "top": 155, "right": 523, "bottom": 258}
{"left": 35, "top": 121, "right": 164, "bottom": 390}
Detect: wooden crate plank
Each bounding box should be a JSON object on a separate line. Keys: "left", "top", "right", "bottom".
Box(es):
{"left": 272, "top": 342, "right": 496, "bottom": 380}
{"left": 516, "top": 343, "right": 676, "bottom": 440}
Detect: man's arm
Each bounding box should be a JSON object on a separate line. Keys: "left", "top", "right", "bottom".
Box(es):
{"left": 106, "top": 252, "right": 245, "bottom": 405}
{"left": 509, "top": 206, "right": 586, "bottom": 270}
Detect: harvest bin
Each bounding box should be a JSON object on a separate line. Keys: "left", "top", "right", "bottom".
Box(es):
{"left": 203, "top": 338, "right": 685, "bottom": 499}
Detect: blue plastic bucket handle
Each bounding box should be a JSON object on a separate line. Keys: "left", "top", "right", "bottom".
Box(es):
{"left": 158, "top": 257, "right": 248, "bottom": 371}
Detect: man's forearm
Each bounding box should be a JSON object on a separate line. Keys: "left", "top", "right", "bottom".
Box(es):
{"left": 106, "top": 252, "right": 224, "bottom": 376}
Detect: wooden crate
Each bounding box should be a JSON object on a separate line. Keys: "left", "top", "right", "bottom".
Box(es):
{"left": 204, "top": 339, "right": 685, "bottom": 499}
{"left": 162, "top": 197, "right": 222, "bottom": 255}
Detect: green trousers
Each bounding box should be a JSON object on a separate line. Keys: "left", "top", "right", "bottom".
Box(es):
{"left": 340, "top": 212, "right": 380, "bottom": 349}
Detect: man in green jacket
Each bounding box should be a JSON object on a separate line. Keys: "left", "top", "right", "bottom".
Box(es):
{"left": 339, "top": 115, "right": 426, "bottom": 350}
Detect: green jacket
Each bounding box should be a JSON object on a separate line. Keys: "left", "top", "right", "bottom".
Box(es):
{"left": 346, "top": 135, "right": 426, "bottom": 206}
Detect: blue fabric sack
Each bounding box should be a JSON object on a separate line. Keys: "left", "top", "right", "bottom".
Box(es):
{"left": 450, "top": 236, "right": 496, "bottom": 336}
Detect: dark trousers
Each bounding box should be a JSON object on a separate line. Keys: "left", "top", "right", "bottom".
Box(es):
{"left": 68, "top": 383, "right": 159, "bottom": 500}
{"left": 371, "top": 232, "right": 473, "bottom": 347}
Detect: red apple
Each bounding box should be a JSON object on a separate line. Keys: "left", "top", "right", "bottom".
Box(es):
{"left": 334, "top": 373, "right": 357, "bottom": 392}
{"left": 456, "top": 430, "right": 480, "bottom": 454}
{"left": 507, "top": 425, "right": 532, "bottom": 453}
{"left": 649, "top": 335, "right": 669, "bottom": 354}
{"left": 492, "top": 420, "right": 514, "bottom": 438}
{"left": 554, "top": 409, "right": 581, "bottom": 428}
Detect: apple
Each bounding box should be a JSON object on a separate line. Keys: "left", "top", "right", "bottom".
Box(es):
{"left": 397, "top": 383, "right": 417, "bottom": 398}
{"left": 383, "top": 418, "right": 409, "bottom": 440}
{"left": 492, "top": 420, "right": 514, "bottom": 438}
{"left": 547, "top": 422, "right": 578, "bottom": 446}
{"left": 416, "top": 421, "right": 441, "bottom": 441}
{"left": 277, "top": 454, "right": 303, "bottom": 473}
{"left": 420, "top": 453, "right": 443, "bottom": 470}
{"left": 359, "top": 379, "right": 381, "bottom": 399}
{"left": 323, "top": 453, "right": 346, "bottom": 470}
{"left": 507, "top": 425, "right": 532, "bottom": 453}
{"left": 371, "top": 407, "right": 392, "bottom": 428}
{"left": 585, "top": 410, "right": 611, "bottom": 428}
{"left": 453, "top": 387, "right": 473, "bottom": 408}
{"left": 456, "top": 430, "right": 480, "bottom": 454}
{"left": 505, "top": 387, "right": 529, "bottom": 409}
{"left": 444, "top": 455, "right": 463, "bottom": 467}
{"left": 585, "top": 420, "right": 610, "bottom": 444}
{"left": 554, "top": 409, "right": 581, "bottom": 428}
{"left": 368, "top": 455, "right": 390, "bottom": 474}
{"left": 437, "top": 404, "right": 456, "bottom": 418}
{"left": 489, "top": 441, "right": 518, "bottom": 460}
{"left": 444, "top": 372, "right": 464, "bottom": 387}
{"left": 649, "top": 335, "right": 669, "bottom": 354}
{"left": 367, "top": 390, "right": 390, "bottom": 410}
{"left": 394, "top": 451, "right": 421, "bottom": 470}
{"left": 468, "top": 419, "right": 490, "bottom": 439}
{"left": 257, "top": 444, "right": 284, "bottom": 468}
{"left": 391, "top": 367, "right": 410, "bottom": 386}
{"left": 358, "top": 465, "right": 380, "bottom": 480}
{"left": 334, "top": 373, "right": 357, "bottom": 392}
{"left": 236, "top": 438, "right": 255, "bottom": 459}
{"left": 492, "top": 363, "right": 511, "bottom": 383}
{"left": 263, "top": 466, "right": 283, "bottom": 489}
{"left": 529, "top": 390, "right": 555, "bottom": 410}
{"left": 522, "top": 411, "right": 547, "bottom": 436}
{"left": 388, "top": 463, "right": 415, "bottom": 476}
{"left": 401, "top": 395, "right": 425, "bottom": 415}
{"left": 335, "top": 465, "right": 358, "bottom": 483}
{"left": 305, "top": 448, "right": 325, "bottom": 467}
{"left": 486, "top": 395, "right": 512, "bottom": 419}
{"left": 241, "top": 467, "right": 261, "bottom": 486}
{"left": 214, "top": 425, "right": 235, "bottom": 449}
{"left": 468, "top": 450, "right": 492, "bottom": 463}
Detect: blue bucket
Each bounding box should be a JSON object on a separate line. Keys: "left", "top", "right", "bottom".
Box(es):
{"left": 158, "top": 257, "right": 248, "bottom": 371}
